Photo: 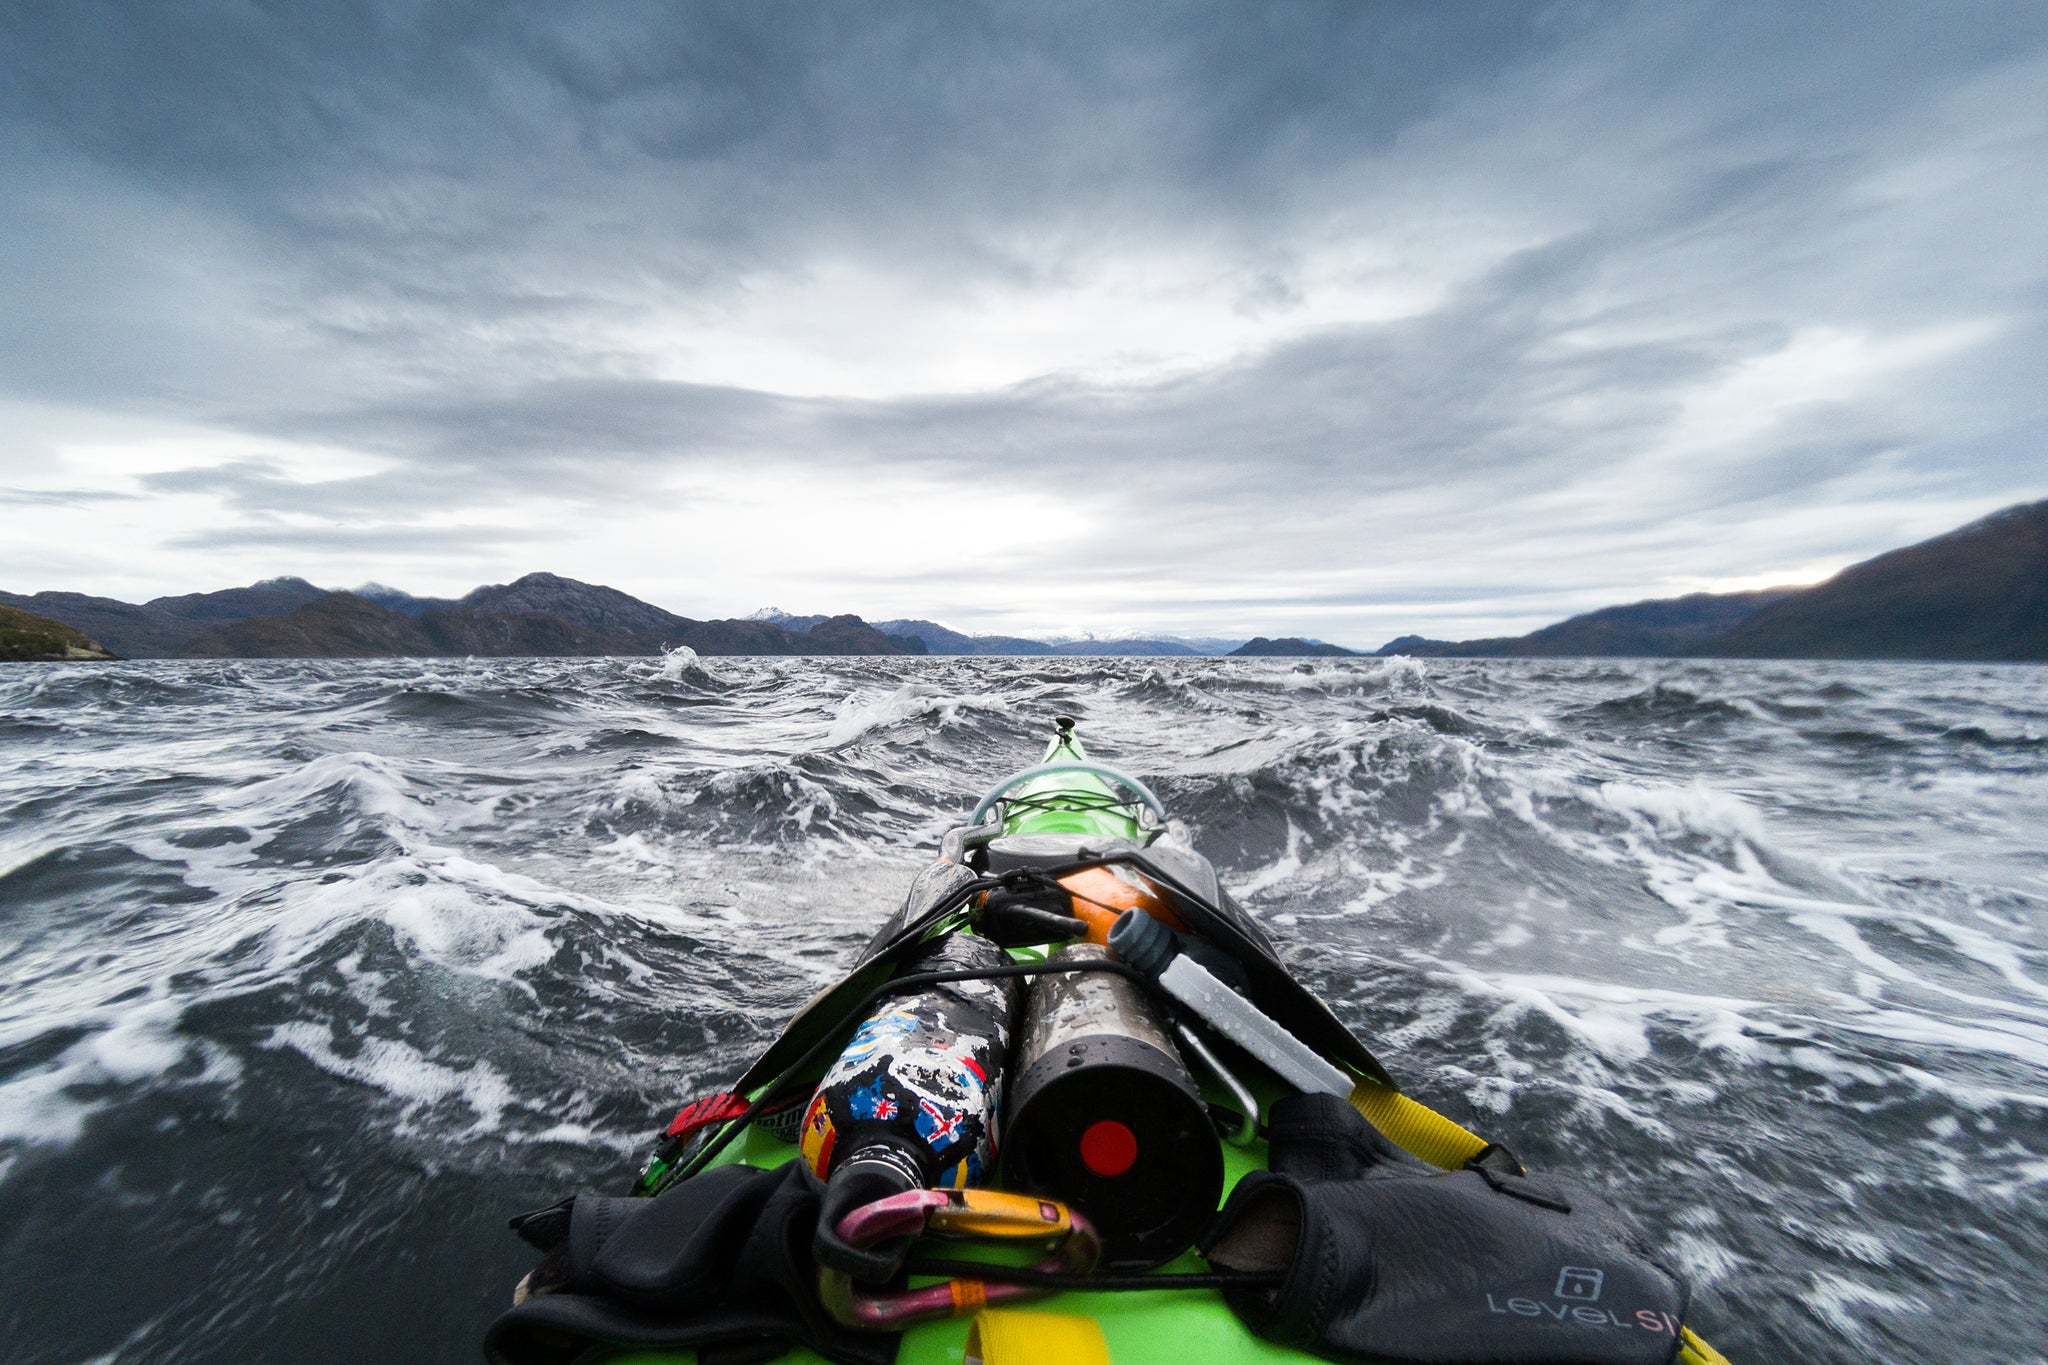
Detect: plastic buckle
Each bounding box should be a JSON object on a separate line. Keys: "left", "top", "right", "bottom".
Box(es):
{"left": 819, "top": 1188, "right": 1102, "bottom": 1331}
{"left": 664, "top": 1091, "right": 751, "bottom": 1140}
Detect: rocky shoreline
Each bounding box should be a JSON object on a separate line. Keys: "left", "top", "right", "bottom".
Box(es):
{"left": 0, "top": 604, "right": 119, "bottom": 662}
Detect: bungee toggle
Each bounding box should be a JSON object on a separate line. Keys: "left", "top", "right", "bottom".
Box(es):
{"left": 819, "top": 1187, "right": 1101, "bottom": 1331}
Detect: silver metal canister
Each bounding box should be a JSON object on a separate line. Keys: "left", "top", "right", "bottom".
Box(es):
{"left": 1000, "top": 942, "right": 1224, "bottom": 1267}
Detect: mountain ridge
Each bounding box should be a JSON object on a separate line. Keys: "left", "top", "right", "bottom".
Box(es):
{"left": 1377, "top": 588, "right": 1805, "bottom": 658}
{"left": 1699, "top": 501, "right": 2048, "bottom": 660}
{"left": 1231, "top": 637, "right": 1359, "bottom": 657}
{"left": 1377, "top": 499, "right": 2047, "bottom": 662}
{"left": 171, "top": 580, "right": 931, "bottom": 659}
{"left": 8, "top": 499, "right": 2045, "bottom": 662}
{"left": 6, "top": 575, "right": 929, "bottom": 660}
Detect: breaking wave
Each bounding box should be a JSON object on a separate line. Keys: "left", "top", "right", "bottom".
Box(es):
{"left": 1, "top": 655, "right": 2044, "bottom": 1362}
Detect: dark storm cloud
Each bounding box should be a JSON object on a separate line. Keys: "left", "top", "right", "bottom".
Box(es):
{"left": 0, "top": 1, "right": 2027, "bottom": 379}
{"left": 0, "top": 0, "right": 1551, "bottom": 393}
{"left": 0, "top": 3, "right": 1553, "bottom": 207}
{"left": 3, "top": 0, "right": 2045, "bottom": 632}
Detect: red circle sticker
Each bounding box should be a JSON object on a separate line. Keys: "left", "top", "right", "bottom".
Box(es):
{"left": 1079, "top": 1119, "right": 1138, "bottom": 1177}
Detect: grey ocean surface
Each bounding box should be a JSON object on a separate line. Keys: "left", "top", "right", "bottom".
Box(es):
{"left": 3, "top": 655, "right": 2045, "bottom": 1364}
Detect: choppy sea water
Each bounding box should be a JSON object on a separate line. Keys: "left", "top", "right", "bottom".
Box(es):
{"left": 2, "top": 655, "right": 2045, "bottom": 1365}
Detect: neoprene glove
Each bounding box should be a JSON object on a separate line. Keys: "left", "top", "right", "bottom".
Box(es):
{"left": 484, "top": 1163, "right": 898, "bottom": 1365}
{"left": 1201, "top": 1093, "right": 1689, "bottom": 1365}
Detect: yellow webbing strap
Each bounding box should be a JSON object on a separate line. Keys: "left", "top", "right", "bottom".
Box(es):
{"left": 964, "top": 1309, "right": 1111, "bottom": 1365}
{"left": 1347, "top": 1080, "right": 1493, "bottom": 1170}
{"left": 1678, "top": 1326, "right": 1734, "bottom": 1364}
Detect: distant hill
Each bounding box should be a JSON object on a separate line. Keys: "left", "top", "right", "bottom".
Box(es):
{"left": 419, "top": 603, "right": 632, "bottom": 656}
{"left": 765, "top": 611, "right": 1057, "bottom": 655}
{"left": 0, "top": 577, "right": 326, "bottom": 657}
{"left": 1374, "top": 634, "right": 1465, "bottom": 656}
{"left": 1699, "top": 500, "right": 2048, "bottom": 661}
{"left": 872, "top": 618, "right": 1057, "bottom": 656}
{"left": 1375, "top": 499, "right": 2047, "bottom": 662}
{"left": 179, "top": 589, "right": 704, "bottom": 659}
{"left": 0, "top": 604, "right": 118, "bottom": 661}
{"left": 672, "top": 613, "right": 925, "bottom": 656}
{"left": 353, "top": 583, "right": 458, "bottom": 617}
{"left": 1518, "top": 589, "right": 1803, "bottom": 655}
{"left": 750, "top": 607, "right": 833, "bottom": 632}
{"left": 761, "top": 610, "right": 1184, "bottom": 655}
{"left": 460, "top": 572, "right": 694, "bottom": 647}
{"left": 0, "top": 590, "right": 184, "bottom": 657}
{"left": 1377, "top": 589, "right": 1801, "bottom": 658}
{"left": 768, "top": 611, "right": 1246, "bottom": 656}
{"left": 182, "top": 593, "right": 440, "bottom": 658}
{"left": 180, "top": 582, "right": 931, "bottom": 659}
{"left": 807, "top": 616, "right": 930, "bottom": 656}
{"left": 9, "top": 574, "right": 926, "bottom": 660}
{"left": 1231, "top": 637, "right": 1359, "bottom": 657}
{"left": 149, "top": 576, "right": 327, "bottom": 624}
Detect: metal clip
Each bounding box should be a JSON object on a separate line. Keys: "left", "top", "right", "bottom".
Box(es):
{"left": 820, "top": 1187, "right": 1101, "bottom": 1331}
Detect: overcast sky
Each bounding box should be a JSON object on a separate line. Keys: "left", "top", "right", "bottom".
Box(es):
{"left": 4, "top": 2, "right": 2044, "bottom": 647}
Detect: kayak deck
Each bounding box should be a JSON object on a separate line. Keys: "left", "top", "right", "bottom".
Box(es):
{"left": 570, "top": 727, "right": 1732, "bottom": 1365}
{"left": 613, "top": 1121, "right": 1306, "bottom": 1365}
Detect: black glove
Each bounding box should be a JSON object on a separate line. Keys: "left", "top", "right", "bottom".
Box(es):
{"left": 1201, "top": 1093, "right": 1688, "bottom": 1365}
{"left": 484, "top": 1164, "right": 898, "bottom": 1365}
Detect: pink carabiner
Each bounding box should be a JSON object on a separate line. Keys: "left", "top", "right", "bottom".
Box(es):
{"left": 819, "top": 1187, "right": 1101, "bottom": 1331}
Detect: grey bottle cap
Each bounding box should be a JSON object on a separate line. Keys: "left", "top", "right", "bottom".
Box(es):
{"left": 1107, "top": 907, "right": 1177, "bottom": 979}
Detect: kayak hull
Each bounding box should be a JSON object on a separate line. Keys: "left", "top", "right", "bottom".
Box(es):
{"left": 558, "top": 733, "right": 1729, "bottom": 1365}
{"left": 615, "top": 1125, "right": 1305, "bottom": 1365}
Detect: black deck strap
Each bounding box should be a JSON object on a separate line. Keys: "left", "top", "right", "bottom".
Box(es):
{"left": 509, "top": 1196, "right": 575, "bottom": 1251}
{"left": 1199, "top": 1094, "right": 1688, "bottom": 1365}
{"left": 738, "top": 842, "right": 1396, "bottom": 1117}
{"left": 812, "top": 1160, "right": 920, "bottom": 1283}
{"left": 738, "top": 863, "right": 994, "bottom": 1096}
{"left": 1468, "top": 1145, "right": 1574, "bottom": 1214}
{"left": 669, "top": 955, "right": 1155, "bottom": 1187}
{"left": 1464, "top": 1141, "right": 1529, "bottom": 1178}
{"left": 484, "top": 1163, "right": 898, "bottom": 1365}
{"left": 1085, "top": 846, "right": 1397, "bottom": 1088}
{"left": 903, "top": 1255, "right": 1281, "bottom": 1293}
